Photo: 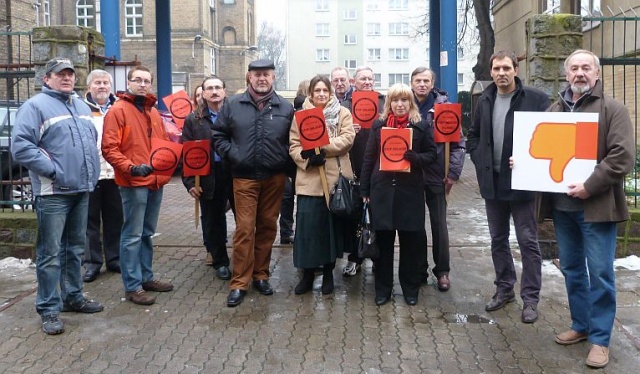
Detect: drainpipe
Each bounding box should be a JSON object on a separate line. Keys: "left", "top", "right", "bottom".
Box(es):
{"left": 429, "top": 0, "right": 440, "bottom": 87}
{"left": 439, "top": 0, "right": 458, "bottom": 102}
{"left": 100, "top": 0, "right": 120, "bottom": 60}
{"left": 155, "top": 1, "right": 172, "bottom": 110}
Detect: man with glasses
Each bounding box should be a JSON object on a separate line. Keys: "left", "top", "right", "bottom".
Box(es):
{"left": 12, "top": 58, "right": 103, "bottom": 335}
{"left": 330, "top": 67, "right": 354, "bottom": 103}
{"left": 103, "top": 65, "right": 174, "bottom": 306}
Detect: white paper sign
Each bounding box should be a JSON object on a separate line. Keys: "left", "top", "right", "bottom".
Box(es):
{"left": 511, "top": 111, "right": 599, "bottom": 193}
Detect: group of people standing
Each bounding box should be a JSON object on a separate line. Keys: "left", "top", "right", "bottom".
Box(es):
{"left": 10, "top": 47, "right": 633, "bottom": 370}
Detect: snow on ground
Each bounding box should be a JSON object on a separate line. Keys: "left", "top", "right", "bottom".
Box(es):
{"left": 0, "top": 257, "right": 33, "bottom": 270}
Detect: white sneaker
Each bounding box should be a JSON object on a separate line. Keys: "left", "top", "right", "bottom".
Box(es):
{"left": 343, "top": 261, "right": 361, "bottom": 277}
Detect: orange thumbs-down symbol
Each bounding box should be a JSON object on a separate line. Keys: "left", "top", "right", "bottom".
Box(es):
{"left": 529, "top": 122, "right": 598, "bottom": 183}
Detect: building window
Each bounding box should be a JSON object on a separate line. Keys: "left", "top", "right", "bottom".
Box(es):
{"left": 458, "top": 47, "right": 464, "bottom": 59}
{"left": 344, "top": 59, "right": 357, "bottom": 69}
{"left": 343, "top": 9, "right": 357, "bottom": 20}
{"left": 367, "top": 48, "right": 381, "bottom": 61}
{"left": 125, "top": 0, "right": 143, "bottom": 37}
{"left": 344, "top": 34, "right": 357, "bottom": 45}
{"left": 373, "top": 73, "right": 381, "bottom": 88}
{"left": 316, "top": 49, "right": 330, "bottom": 61}
{"left": 209, "top": 0, "right": 216, "bottom": 9}
{"left": 43, "top": 0, "right": 51, "bottom": 26}
{"left": 389, "top": 22, "right": 409, "bottom": 35}
{"left": 389, "top": 48, "right": 409, "bottom": 60}
{"left": 210, "top": 48, "right": 216, "bottom": 74}
{"left": 76, "top": 0, "right": 95, "bottom": 28}
{"left": 315, "top": 23, "right": 330, "bottom": 37}
{"left": 458, "top": 73, "right": 464, "bottom": 85}
{"left": 367, "top": 1, "right": 380, "bottom": 11}
{"left": 367, "top": 23, "right": 381, "bottom": 36}
{"left": 316, "top": 0, "right": 329, "bottom": 11}
{"left": 223, "top": 0, "right": 235, "bottom": 4}
{"left": 388, "top": 0, "right": 408, "bottom": 10}
{"left": 389, "top": 73, "right": 410, "bottom": 85}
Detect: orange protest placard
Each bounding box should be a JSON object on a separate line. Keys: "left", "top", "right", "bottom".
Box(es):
{"left": 379, "top": 127, "right": 412, "bottom": 172}
{"left": 352, "top": 91, "right": 380, "bottom": 129}
{"left": 150, "top": 138, "right": 183, "bottom": 176}
{"left": 434, "top": 103, "right": 462, "bottom": 143}
{"left": 162, "top": 90, "right": 193, "bottom": 130}
{"left": 294, "top": 107, "right": 330, "bottom": 150}
{"left": 182, "top": 140, "right": 211, "bottom": 177}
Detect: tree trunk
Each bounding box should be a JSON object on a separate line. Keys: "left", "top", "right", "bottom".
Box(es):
{"left": 472, "top": 0, "right": 494, "bottom": 81}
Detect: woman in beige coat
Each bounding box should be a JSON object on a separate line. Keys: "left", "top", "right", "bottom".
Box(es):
{"left": 289, "top": 75, "right": 356, "bottom": 295}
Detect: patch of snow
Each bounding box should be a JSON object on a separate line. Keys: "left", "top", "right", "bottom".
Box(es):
{"left": 0, "top": 257, "right": 33, "bottom": 270}
{"left": 615, "top": 255, "right": 640, "bottom": 271}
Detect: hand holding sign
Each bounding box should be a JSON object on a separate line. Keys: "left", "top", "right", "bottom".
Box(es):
{"left": 529, "top": 121, "right": 598, "bottom": 183}
{"left": 182, "top": 140, "right": 211, "bottom": 177}
{"left": 294, "top": 107, "right": 330, "bottom": 150}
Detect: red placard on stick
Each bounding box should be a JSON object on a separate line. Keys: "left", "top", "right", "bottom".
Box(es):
{"left": 150, "top": 138, "right": 183, "bottom": 176}
{"left": 380, "top": 127, "right": 412, "bottom": 172}
{"left": 162, "top": 90, "right": 193, "bottom": 130}
{"left": 433, "top": 103, "right": 462, "bottom": 143}
{"left": 294, "top": 107, "right": 330, "bottom": 150}
{"left": 352, "top": 91, "right": 379, "bottom": 129}
{"left": 182, "top": 140, "right": 211, "bottom": 177}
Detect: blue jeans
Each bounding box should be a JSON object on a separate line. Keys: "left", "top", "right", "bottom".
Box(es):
{"left": 119, "top": 186, "right": 163, "bottom": 292}
{"left": 552, "top": 209, "right": 617, "bottom": 347}
{"left": 34, "top": 193, "right": 89, "bottom": 316}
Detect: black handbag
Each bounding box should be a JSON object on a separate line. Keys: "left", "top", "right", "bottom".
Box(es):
{"left": 357, "top": 202, "right": 379, "bottom": 259}
{"left": 329, "top": 157, "right": 356, "bottom": 218}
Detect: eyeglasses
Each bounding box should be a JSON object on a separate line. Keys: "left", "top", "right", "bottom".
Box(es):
{"left": 129, "top": 78, "right": 152, "bottom": 85}
{"left": 332, "top": 78, "right": 348, "bottom": 84}
{"left": 204, "top": 85, "right": 224, "bottom": 91}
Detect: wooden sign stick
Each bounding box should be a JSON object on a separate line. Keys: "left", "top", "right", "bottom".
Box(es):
{"left": 316, "top": 147, "right": 331, "bottom": 206}
{"left": 194, "top": 175, "right": 200, "bottom": 228}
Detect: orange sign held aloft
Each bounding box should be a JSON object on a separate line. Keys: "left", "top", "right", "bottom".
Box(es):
{"left": 294, "top": 107, "right": 330, "bottom": 150}
{"left": 529, "top": 121, "right": 598, "bottom": 182}
{"left": 434, "top": 103, "right": 462, "bottom": 143}
{"left": 162, "top": 90, "right": 193, "bottom": 130}
{"left": 182, "top": 140, "right": 211, "bottom": 177}
{"left": 380, "top": 127, "right": 412, "bottom": 172}
{"left": 150, "top": 138, "right": 183, "bottom": 176}
{"left": 352, "top": 91, "right": 380, "bottom": 129}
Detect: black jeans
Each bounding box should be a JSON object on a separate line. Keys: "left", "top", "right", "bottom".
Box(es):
{"left": 279, "top": 176, "right": 295, "bottom": 237}
{"left": 200, "top": 161, "right": 232, "bottom": 269}
{"left": 85, "top": 179, "right": 122, "bottom": 271}
{"left": 373, "top": 229, "right": 426, "bottom": 299}
{"left": 424, "top": 185, "right": 450, "bottom": 276}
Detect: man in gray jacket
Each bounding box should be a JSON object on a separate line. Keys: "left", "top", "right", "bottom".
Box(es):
{"left": 11, "top": 58, "right": 103, "bottom": 335}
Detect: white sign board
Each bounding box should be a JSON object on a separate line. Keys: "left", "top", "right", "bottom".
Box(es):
{"left": 511, "top": 111, "right": 599, "bottom": 193}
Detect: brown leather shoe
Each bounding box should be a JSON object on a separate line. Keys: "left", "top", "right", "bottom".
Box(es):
{"left": 142, "top": 279, "right": 174, "bottom": 292}
{"left": 125, "top": 289, "right": 156, "bottom": 305}
{"left": 586, "top": 344, "right": 609, "bottom": 368}
{"left": 436, "top": 274, "right": 450, "bottom": 291}
{"left": 555, "top": 329, "right": 588, "bottom": 345}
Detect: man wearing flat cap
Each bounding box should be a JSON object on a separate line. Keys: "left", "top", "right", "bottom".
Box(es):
{"left": 213, "top": 59, "right": 294, "bottom": 307}
{"left": 12, "top": 57, "right": 104, "bottom": 335}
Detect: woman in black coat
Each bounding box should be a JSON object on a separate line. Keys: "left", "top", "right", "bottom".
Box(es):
{"left": 360, "top": 83, "right": 437, "bottom": 306}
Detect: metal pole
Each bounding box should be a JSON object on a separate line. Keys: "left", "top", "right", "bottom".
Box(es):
{"left": 429, "top": 0, "right": 441, "bottom": 85}
{"left": 100, "top": 0, "right": 120, "bottom": 60}
{"left": 439, "top": 0, "right": 458, "bottom": 103}
{"left": 156, "top": 1, "right": 172, "bottom": 110}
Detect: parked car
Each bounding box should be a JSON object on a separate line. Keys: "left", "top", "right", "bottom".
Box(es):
{"left": 0, "top": 102, "right": 32, "bottom": 209}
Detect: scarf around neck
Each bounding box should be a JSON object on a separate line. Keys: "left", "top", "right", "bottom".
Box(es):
{"left": 322, "top": 96, "right": 341, "bottom": 137}
{"left": 247, "top": 84, "right": 275, "bottom": 110}
{"left": 386, "top": 113, "right": 410, "bottom": 129}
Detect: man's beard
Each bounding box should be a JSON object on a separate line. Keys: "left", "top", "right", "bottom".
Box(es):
{"left": 571, "top": 82, "right": 591, "bottom": 95}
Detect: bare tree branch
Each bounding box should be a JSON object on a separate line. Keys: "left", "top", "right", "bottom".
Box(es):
{"left": 257, "top": 21, "right": 287, "bottom": 90}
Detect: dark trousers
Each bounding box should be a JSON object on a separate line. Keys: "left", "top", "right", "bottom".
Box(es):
{"left": 373, "top": 229, "right": 426, "bottom": 299}
{"left": 200, "top": 161, "right": 231, "bottom": 269}
{"left": 279, "top": 176, "right": 295, "bottom": 237}
{"left": 85, "top": 179, "right": 123, "bottom": 271}
{"left": 425, "top": 185, "right": 450, "bottom": 275}
{"left": 484, "top": 198, "right": 542, "bottom": 304}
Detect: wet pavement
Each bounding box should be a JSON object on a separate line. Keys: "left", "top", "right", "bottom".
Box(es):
{"left": 1, "top": 156, "right": 639, "bottom": 373}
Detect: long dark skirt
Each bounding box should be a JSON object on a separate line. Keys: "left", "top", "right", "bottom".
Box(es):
{"left": 293, "top": 195, "right": 353, "bottom": 268}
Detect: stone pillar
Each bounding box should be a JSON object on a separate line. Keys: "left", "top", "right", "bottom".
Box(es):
{"left": 526, "top": 14, "right": 583, "bottom": 98}
{"left": 31, "top": 26, "right": 104, "bottom": 94}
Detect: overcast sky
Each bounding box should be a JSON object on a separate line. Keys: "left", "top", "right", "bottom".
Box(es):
{"left": 255, "top": 0, "right": 286, "bottom": 31}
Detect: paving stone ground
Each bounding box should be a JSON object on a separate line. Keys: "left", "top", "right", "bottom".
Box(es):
{"left": 1, "top": 157, "right": 639, "bottom": 373}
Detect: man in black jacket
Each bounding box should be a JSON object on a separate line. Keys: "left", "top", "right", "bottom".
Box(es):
{"left": 467, "top": 51, "right": 550, "bottom": 323}
{"left": 213, "top": 60, "right": 294, "bottom": 307}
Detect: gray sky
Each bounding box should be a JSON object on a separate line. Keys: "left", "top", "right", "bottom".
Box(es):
{"left": 255, "top": 0, "right": 286, "bottom": 31}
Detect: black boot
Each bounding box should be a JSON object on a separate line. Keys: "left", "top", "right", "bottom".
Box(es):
{"left": 321, "top": 262, "right": 335, "bottom": 294}
{"left": 295, "top": 269, "right": 315, "bottom": 295}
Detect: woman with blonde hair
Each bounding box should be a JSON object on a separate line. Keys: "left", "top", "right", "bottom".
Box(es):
{"left": 360, "top": 83, "right": 437, "bottom": 306}
{"left": 289, "top": 75, "right": 355, "bottom": 294}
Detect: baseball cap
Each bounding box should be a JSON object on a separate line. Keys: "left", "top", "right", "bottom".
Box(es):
{"left": 248, "top": 59, "right": 276, "bottom": 71}
{"left": 45, "top": 58, "right": 75, "bottom": 75}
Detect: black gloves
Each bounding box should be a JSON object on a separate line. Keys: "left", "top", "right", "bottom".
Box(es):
{"left": 403, "top": 150, "right": 420, "bottom": 167}
{"left": 308, "top": 150, "right": 326, "bottom": 167}
{"left": 131, "top": 164, "right": 154, "bottom": 177}
{"left": 300, "top": 149, "right": 316, "bottom": 159}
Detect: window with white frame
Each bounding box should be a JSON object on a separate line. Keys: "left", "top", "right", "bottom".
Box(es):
{"left": 316, "top": 0, "right": 329, "bottom": 11}
{"left": 316, "top": 49, "right": 330, "bottom": 61}
{"left": 76, "top": 0, "right": 95, "bottom": 28}
{"left": 209, "top": 0, "right": 215, "bottom": 9}
{"left": 367, "top": 1, "right": 380, "bottom": 11}
{"left": 457, "top": 73, "right": 464, "bottom": 85}
{"left": 315, "top": 23, "right": 330, "bottom": 36}
{"left": 344, "top": 34, "right": 357, "bottom": 44}
{"left": 343, "top": 9, "right": 357, "bottom": 20}
{"left": 373, "top": 73, "right": 381, "bottom": 88}
{"left": 367, "top": 23, "right": 381, "bottom": 36}
{"left": 367, "top": 48, "right": 381, "bottom": 61}
{"left": 210, "top": 48, "right": 216, "bottom": 74}
{"left": 388, "top": 0, "right": 408, "bottom": 10}
{"left": 389, "top": 22, "right": 409, "bottom": 35}
{"left": 43, "top": 0, "right": 51, "bottom": 26}
{"left": 344, "top": 59, "right": 357, "bottom": 69}
{"left": 458, "top": 47, "right": 464, "bottom": 59}
{"left": 223, "top": 0, "right": 235, "bottom": 4}
{"left": 125, "top": 0, "right": 143, "bottom": 37}
{"left": 389, "top": 48, "right": 409, "bottom": 60}
{"left": 389, "top": 73, "right": 410, "bottom": 85}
